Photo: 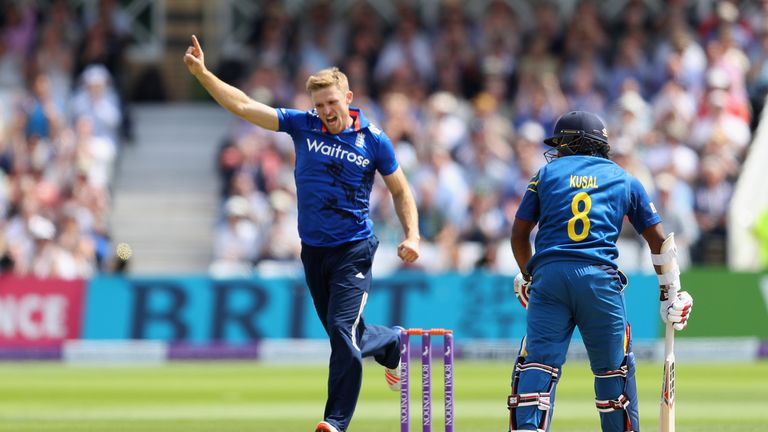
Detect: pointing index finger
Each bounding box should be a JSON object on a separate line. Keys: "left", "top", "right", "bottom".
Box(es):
{"left": 191, "top": 34, "right": 202, "bottom": 51}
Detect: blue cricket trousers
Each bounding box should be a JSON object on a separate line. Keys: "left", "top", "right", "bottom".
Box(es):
{"left": 515, "top": 260, "right": 639, "bottom": 431}
{"left": 301, "top": 236, "right": 400, "bottom": 432}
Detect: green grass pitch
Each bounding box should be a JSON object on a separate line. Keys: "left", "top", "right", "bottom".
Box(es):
{"left": 0, "top": 360, "right": 766, "bottom": 431}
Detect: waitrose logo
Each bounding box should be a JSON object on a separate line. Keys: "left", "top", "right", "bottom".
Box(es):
{"left": 306, "top": 139, "right": 371, "bottom": 167}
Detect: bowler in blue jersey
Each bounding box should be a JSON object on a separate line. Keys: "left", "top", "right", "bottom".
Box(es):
{"left": 185, "top": 36, "right": 420, "bottom": 432}
{"left": 507, "top": 111, "right": 693, "bottom": 432}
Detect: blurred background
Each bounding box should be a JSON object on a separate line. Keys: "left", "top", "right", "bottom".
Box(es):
{"left": 1, "top": 1, "right": 767, "bottom": 431}
{"left": 0, "top": 0, "right": 766, "bottom": 382}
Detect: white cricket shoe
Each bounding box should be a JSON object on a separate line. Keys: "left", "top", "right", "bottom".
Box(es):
{"left": 385, "top": 326, "right": 404, "bottom": 391}
{"left": 385, "top": 361, "right": 402, "bottom": 391}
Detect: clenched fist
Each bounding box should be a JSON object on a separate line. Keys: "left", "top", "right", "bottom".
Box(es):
{"left": 397, "top": 238, "right": 420, "bottom": 263}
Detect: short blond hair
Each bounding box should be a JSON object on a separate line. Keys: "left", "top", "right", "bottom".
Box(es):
{"left": 305, "top": 67, "right": 349, "bottom": 93}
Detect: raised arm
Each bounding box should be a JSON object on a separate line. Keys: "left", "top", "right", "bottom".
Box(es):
{"left": 382, "top": 167, "right": 420, "bottom": 263}
{"left": 184, "top": 35, "right": 279, "bottom": 131}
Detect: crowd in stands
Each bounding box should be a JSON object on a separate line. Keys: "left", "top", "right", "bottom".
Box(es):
{"left": 212, "top": 0, "right": 764, "bottom": 276}
{"left": 0, "top": 0, "right": 129, "bottom": 278}
{"left": 1, "top": 0, "right": 762, "bottom": 279}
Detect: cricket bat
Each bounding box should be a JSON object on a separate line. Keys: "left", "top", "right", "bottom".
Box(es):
{"left": 660, "top": 290, "right": 676, "bottom": 432}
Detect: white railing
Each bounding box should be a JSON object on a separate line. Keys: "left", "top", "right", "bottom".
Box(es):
{"left": 122, "top": 0, "right": 166, "bottom": 62}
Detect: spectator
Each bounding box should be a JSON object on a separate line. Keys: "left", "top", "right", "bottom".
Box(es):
{"left": 690, "top": 88, "right": 751, "bottom": 154}
{"left": 210, "top": 195, "right": 261, "bottom": 277}
{"left": 424, "top": 91, "right": 468, "bottom": 154}
{"left": 654, "top": 172, "right": 699, "bottom": 269}
{"left": 610, "top": 88, "right": 652, "bottom": 144}
{"left": 607, "top": 35, "right": 651, "bottom": 101}
{"left": 644, "top": 117, "right": 699, "bottom": 183}
{"left": 74, "top": 115, "right": 117, "bottom": 189}
{"left": 33, "top": 23, "right": 76, "bottom": 111}
{"left": 650, "top": 78, "right": 697, "bottom": 127}
{"left": 374, "top": 6, "right": 433, "bottom": 89}
{"left": 564, "top": 59, "right": 606, "bottom": 116}
{"left": 70, "top": 65, "right": 122, "bottom": 147}
{"left": 23, "top": 73, "right": 64, "bottom": 141}
{"left": 692, "top": 156, "right": 734, "bottom": 264}
{"left": 259, "top": 189, "right": 300, "bottom": 263}
{"left": 651, "top": 27, "right": 707, "bottom": 95}
{"left": 411, "top": 147, "right": 470, "bottom": 230}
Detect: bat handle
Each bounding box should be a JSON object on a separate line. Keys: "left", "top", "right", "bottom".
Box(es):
{"left": 664, "top": 284, "right": 677, "bottom": 354}
{"left": 664, "top": 322, "right": 675, "bottom": 354}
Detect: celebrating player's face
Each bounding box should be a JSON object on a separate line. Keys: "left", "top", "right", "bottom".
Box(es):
{"left": 311, "top": 85, "right": 353, "bottom": 135}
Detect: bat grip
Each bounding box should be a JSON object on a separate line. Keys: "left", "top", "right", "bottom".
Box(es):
{"left": 664, "top": 321, "right": 675, "bottom": 354}
{"left": 664, "top": 284, "right": 677, "bottom": 355}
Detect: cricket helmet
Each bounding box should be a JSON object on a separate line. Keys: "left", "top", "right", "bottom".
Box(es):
{"left": 543, "top": 111, "right": 610, "bottom": 162}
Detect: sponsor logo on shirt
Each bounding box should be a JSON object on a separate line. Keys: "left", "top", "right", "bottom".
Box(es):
{"left": 306, "top": 138, "right": 371, "bottom": 167}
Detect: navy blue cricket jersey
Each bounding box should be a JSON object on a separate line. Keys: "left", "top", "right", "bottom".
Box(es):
{"left": 276, "top": 107, "right": 399, "bottom": 247}
{"left": 516, "top": 156, "right": 661, "bottom": 272}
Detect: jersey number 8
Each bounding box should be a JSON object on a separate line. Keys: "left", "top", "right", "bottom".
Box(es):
{"left": 567, "top": 192, "right": 592, "bottom": 241}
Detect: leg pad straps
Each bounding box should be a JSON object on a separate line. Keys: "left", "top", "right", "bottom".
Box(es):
{"left": 595, "top": 393, "right": 630, "bottom": 412}
{"left": 508, "top": 359, "right": 560, "bottom": 431}
{"left": 594, "top": 364, "right": 629, "bottom": 412}
{"left": 508, "top": 392, "right": 551, "bottom": 411}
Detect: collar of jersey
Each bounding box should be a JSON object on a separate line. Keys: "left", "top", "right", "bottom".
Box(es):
{"left": 320, "top": 107, "right": 368, "bottom": 133}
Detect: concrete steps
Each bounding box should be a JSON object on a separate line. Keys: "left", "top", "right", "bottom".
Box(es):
{"left": 110, "top": 103, "right": 233, "bottom": 274}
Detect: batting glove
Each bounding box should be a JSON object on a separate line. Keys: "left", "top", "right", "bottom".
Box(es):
{"left": 660, "top": 289, "right": 693, "bottom": 331}
{"left": 514, "top": 272, "right": 532, "bottom": 309}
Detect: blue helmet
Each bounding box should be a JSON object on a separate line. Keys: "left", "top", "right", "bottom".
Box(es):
{"left": 543, "top": 111, "right": 610, "bottom": 161}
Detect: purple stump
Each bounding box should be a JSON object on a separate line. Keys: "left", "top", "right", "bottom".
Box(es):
{"left": 422, "top": 332, "right": 432, "bottom": 432}
{"left": 444, "top": 332, "right": 454, "bottom": 432}
{"left": 400, "top": 330, "right": 410, "bottom": 432}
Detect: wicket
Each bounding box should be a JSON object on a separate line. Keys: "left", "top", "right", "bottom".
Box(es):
{"left": 399, "top": 328, "right": 454, "bottom": 432}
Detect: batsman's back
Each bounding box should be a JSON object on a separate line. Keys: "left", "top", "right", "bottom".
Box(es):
{"left": 521, "top": 155, "right": 656, "bottom": 270}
